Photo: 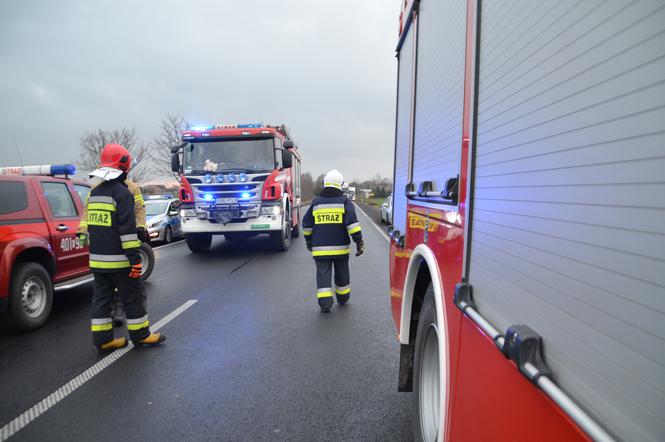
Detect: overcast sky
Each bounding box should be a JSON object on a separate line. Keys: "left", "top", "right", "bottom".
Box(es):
{"left": 0, "top": 0, "right": 399, "bottom": 182}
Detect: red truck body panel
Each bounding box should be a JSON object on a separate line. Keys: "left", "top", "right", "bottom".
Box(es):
{"left": 0, "top": 175, "right": 89, "bottom": 305}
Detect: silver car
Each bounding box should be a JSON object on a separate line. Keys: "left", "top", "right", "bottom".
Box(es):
{"left": 145, "top": 196, "right": 182, "bottom": 243}
{"left": 380, "top": 194, "right": 392, "bottom": 224}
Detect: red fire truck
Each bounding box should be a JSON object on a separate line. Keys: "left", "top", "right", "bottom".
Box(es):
{"left": 389, "top": 1, "right": 664, "bottom": 441}
{"left": 171, "top": 123, "right": 302, "bottom": 253}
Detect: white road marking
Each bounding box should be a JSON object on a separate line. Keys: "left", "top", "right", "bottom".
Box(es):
{"left": 0, "top": 299, "right": 198, "bottom": 442}
{"left": 354, "top": 203, "right": 390, "bottom": 242}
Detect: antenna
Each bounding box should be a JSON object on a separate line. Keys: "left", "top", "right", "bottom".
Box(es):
{"left": 252, "top": 99, "right": 265, "bottom": 124}
{"left": 12, "top": 132, "right": 24, "bottom": 167}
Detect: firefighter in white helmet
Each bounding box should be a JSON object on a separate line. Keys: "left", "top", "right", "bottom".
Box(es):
{"left": 302, "top": 169, "right": 364, "bottom": 312}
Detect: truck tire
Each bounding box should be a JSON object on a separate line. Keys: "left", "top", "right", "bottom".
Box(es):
{"left": 9, "top": 262, "right": 53, "bottom": 331}
{"left": 413, "top": 284, "right": 443, "bottom": 442}
{"left": 139, "top": 242, "right": 155, "bottom": 281}
{"left": 291, "top": 207, "right": 301, "bottom": 238}
{"left": 270, "top": 206, "right": 291, "bottom": 252}
{"left": 186, "top": 233, "right": 212, "bottom": 253}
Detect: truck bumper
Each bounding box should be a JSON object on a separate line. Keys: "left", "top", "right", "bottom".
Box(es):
{"left": 181, "top": 215, "right": 282, "bottom": 234}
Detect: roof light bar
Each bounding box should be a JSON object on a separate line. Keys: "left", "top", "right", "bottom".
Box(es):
{"left": 0, "top": 164, "right": 76, "bottom": 176}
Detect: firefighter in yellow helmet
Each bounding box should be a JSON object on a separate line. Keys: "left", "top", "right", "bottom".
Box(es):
{"left": 78, "top": 144, "right": 165, "bottom": 353}
{"left": 302, "top": 169, "right": 364, "bottom": 313}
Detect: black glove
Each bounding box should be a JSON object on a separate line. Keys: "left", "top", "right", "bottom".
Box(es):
{"left": 137, "top": 227, "right": 149, "bottom": 244}
{"left": 306, "top": 239, "right": 312, "bottom": 251}
{"left": 355, "top": 241, "right": 364, "bottom": 257}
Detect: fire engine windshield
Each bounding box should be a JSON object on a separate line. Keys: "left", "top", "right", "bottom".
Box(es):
{"left": 183, "top": 139, "right": 275, "bottom": 173}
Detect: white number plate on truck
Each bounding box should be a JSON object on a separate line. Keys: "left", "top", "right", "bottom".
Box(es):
{"left": 216, "top": 197, "right": 237, "bottom": 204}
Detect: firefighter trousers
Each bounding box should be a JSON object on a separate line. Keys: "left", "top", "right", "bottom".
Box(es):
{"left": 91, "top": 272, "right": 151, "bottom": 346}
{"left": 315, "top": 257, "right": 351, "bottom": 309}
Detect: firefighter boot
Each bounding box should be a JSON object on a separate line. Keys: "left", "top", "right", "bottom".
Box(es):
{"left": 134, "top": 333, "right": 166, "bottom": 347}
{"left": 97, "top": 337, "right": 128, "bottom": 355}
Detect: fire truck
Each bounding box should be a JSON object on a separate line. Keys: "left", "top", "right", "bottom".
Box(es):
{"left": 171, "top": 123, "right": 302, "bottom": 253}
{"left": 389, "top": 1, "right": 664, "bottom": 441}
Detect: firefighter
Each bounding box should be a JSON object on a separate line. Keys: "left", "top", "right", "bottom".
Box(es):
{"left": 302, "top": 169, "right": 364, "bottom": 313}
{"left": 77, "top": 160, "right": 149, "bottom": 326}
{"left": 79, "top": 144, "right": 165, "bottom": 353}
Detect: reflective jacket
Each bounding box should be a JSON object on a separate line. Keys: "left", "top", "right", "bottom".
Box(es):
{"left": 302, "top": 188, "right": 363, "bottom": 259}
{"left": 78, "top": 179, "right": 145, "bottom": 235}
{"left": 86, "top": 178, "right": 142, "bottom": 272}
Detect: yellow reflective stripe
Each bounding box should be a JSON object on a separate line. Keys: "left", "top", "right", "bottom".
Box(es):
{"left": 91, "top": 323, "right": 113, "bottom": 332}
{"left": 90, "top": 260, "right": 130, "bottom": 269}
{"left": 312, "top": 208, "right": 345, "bottom": 215}
{"left": 134, "top": 194, "right": 144, "bottom": 202}
{"left": 317, "top": 291, "right": 333, "bottom": 299}
{"left": 127, "top": 320, "right": 150, "bottom": 331}
{"left": 348, "top": 226, "right": 361, "bottom": 234}
{"left": 121, "top": 240, "right": 142, "bottom": 249}
{"left": 336, "top": 287, "right": 351, "bottom": 295}
{"left": 79, "top": 222, "right": 88, "bottom": 227}
{"left": 312, "top": 249, "right": 350, "bottom": 257}
{"left": 137, "top": 224, "right": 146, "bottom": 229}
{"left": 87, "top": 202, "right": 116, "bottom": 212}
{"left": 303, "top": 230, "right": 312, "bottom": 236}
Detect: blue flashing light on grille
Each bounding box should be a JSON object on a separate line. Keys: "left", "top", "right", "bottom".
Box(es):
{"left": 204, "top": 174, "right": 212, "bottom": 183}
{"left": 216, "top": 174, "right": 224, "bottom": 183}
{"left": 227, "top": 174, "right": 236, "bottom": 183}
{"left": 202, "top": 193, "right": 214, "bottom": 201}
{"left": 238, "top": 173, "right": 247, "bottom": 182}
{"left": 50, "top": 164, "right": 77, "bottom": 175}
{"left": 240, "top": 192, "right": 251, "bottom": 199}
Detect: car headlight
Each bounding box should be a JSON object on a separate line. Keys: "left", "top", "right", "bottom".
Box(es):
{"left": 261, "top": 205, "right": 282, "bottom": 216}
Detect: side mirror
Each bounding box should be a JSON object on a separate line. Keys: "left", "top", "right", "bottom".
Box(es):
{"left": 282, "top": 149, "right": 293, "bottom": 169}
{"left": 283, "top": 140, "right": 294, "bottom": 149}
{"left": 170, "top": 144, "right": 180, "bottom": 154}
{"left": 171, "top": 153, "right": 180, "bottom": 173}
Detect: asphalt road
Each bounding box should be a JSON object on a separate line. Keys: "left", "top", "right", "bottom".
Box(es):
{"left": 0, "top": 205, "right": 411, "bottom": 441}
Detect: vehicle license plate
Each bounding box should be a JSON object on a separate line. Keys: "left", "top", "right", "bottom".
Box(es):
{"left": 216, "top": 197, "right": 237, "bottom": 204}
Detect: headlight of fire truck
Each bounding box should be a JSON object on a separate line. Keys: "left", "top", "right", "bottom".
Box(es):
{"left": 261, "top": 204, "right": 282, "bottom": 216}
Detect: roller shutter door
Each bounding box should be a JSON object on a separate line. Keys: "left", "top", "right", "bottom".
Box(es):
{"left": 411, "top": 0, "right": 466, "bottom": 192}
{"left": 468, "top": 1, "right": 665, "bottom": 440}
{"left": 393, "top": 24, "right": 415, "bottom": 234}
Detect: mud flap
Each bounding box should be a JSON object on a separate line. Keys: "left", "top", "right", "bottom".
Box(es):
{"left": 398, "top": 343, "right": 415, "bottom": 392}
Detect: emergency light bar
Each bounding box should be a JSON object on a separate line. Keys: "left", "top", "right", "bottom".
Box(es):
{"left": 0, "top": 164, "right": 76, "bottom": 177}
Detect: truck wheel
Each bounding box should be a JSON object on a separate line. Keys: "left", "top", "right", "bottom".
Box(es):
{"left": 270, "top": 206, "right": 291, "bottom": 251}
{"left": 164, "top": 226, "right": 173, "bottom": 244}
{"left": 139, "top": 242, "right": 155, "bottom": 281}
{"left": 413, "top": 284, "right": 444, "bottom": 442}
{"left": 186, "top": 233, "right": 212, "bottom": 253}
{"left": 291, "top": 207, "right": 301, "bottom": 238}
{"left": 9, "top": 263, "right": 53, "bottom": 331}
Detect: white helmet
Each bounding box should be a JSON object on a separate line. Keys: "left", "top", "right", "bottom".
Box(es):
{"left": 324, "top": 169, "right": 344, "bottom": 189}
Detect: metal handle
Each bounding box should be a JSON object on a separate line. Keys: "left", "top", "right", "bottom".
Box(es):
{"left": 56, "top": 224, "right": 69, "bottom": 231}
{"left": 453, "top": 282, "right": 616, "bottom": 442}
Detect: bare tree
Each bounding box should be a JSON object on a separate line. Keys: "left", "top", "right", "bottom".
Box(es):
{"left": 78, "top": 128, "right": 153, "bottom": 184}
{"left": 150, "top": 113, "right": 189, "bottom": 176}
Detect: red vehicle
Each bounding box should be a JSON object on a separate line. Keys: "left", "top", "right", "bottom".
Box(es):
{"left": 0, "top": 165, "right": 93, "bottom": 330}
{"left": 171, "top": 123, "right": 302, "bottom": 253}
{"left": 389, "top": 1, "right": 664, "bottom": 441}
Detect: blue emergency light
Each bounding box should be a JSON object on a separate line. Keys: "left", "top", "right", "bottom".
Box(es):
{"left": 237, "top": 123, "right": 264, "bottom": 128}
{"left": 240, "top": 192, "right": 251, "bottom": 199}
{"left": 50, "top": 164, "right": 77, "bottom": 176}
{"left": 190, "top": 125, "right": 214, "bottom": 131}
{"left": 202, "top": 193, "right": 215, "bottom": 202}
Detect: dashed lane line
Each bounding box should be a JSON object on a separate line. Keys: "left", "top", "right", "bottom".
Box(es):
{"left": 354, "top": 203, "right": 390, "bottom": 242}
{"left": 0, "top": 299, "right": 198, "bottom": 442}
